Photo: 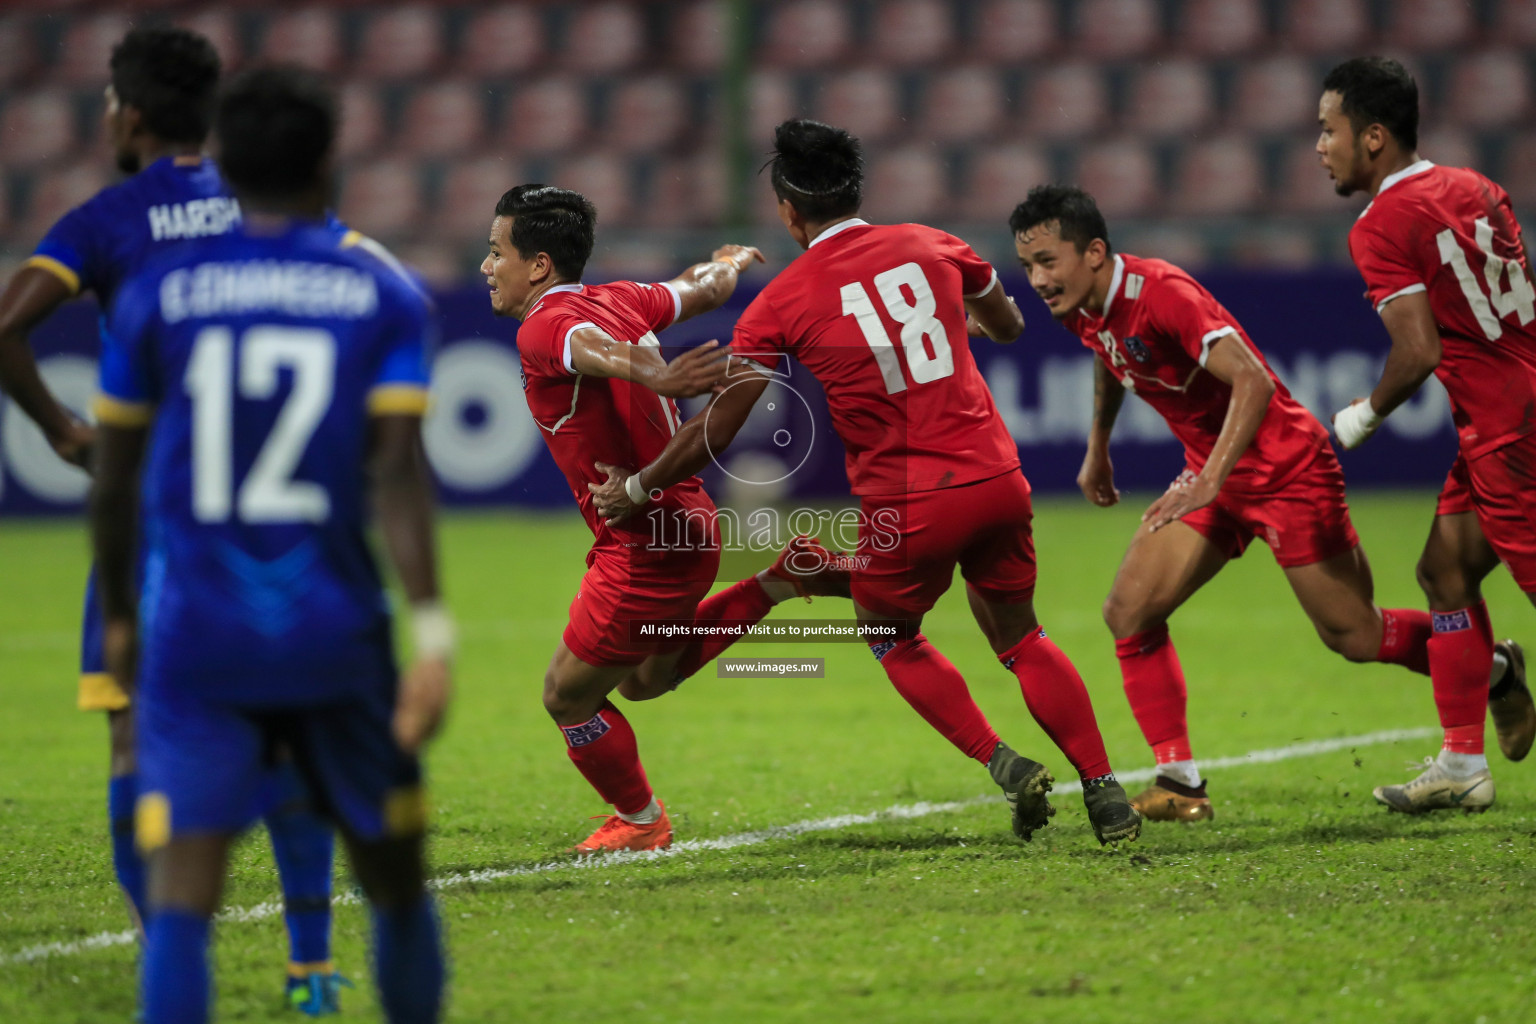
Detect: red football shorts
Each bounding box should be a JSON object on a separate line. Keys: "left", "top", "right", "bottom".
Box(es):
{"left": 1179, "top": 445, "right": 1360, "bottom": 568}
{"left": 563, "top": 544, "right": 721, "bottom": 667}
{"left": 1465, "top": 433, "right": 1536, "bottom": 593}
{"left": 1436, "top": 454, "right": 1476, "bottom": 517}
{"left": 853, "top": 470, "right": 1037, "bottom": 619}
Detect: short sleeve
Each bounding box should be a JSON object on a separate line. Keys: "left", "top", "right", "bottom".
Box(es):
{"left": 28, "top": 202, "right": 103, "bottom": 296}
{"left": 1350, "top": 218, "right": 1428, "bottom": 313}
{"left": 1143, "top": 273, "right": 1242, "bottom": 368}
{"left": 368, "top": 283, "right": 436, "bottom": 417}
{"left": 940, "top": 232, "right": 999, "bottom": 299}
{"left": 731, "top": 289, "right": 787, "bottom": 372}
{"left": 515, "top": 310, "right": 584, "bottom": 380}
{"left": 605, "top": 280, "right": 680, "bottom": 333}
{"left": 94, "top": 273, "right": 160, "bottom": 427}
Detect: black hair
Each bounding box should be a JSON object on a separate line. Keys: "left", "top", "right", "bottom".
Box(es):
{"left": 1008, "top": 184, "right": 1112, "bottom": 256}
{"left": 109, "top": 26, "right": 222, "bottom": 144}
{"left": 768, "top": 119, "right": 863, "bottom": 222}
{"left": 1322, "top": 57, "right": 1419, "bottom": 151}
{"left": 493, "top": 184, "right": 596, "bottom": 281}
{"left": 216, "top": 66, "right": 337, "bottom": 202}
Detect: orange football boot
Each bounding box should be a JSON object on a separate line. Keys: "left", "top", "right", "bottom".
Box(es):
{"left": 572, "top": 801, "right": 673, "bottom": 854}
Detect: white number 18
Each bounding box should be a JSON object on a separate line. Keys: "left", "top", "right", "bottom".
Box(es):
{"left": 840, "top": 262, "right": 954, "bottom": 395}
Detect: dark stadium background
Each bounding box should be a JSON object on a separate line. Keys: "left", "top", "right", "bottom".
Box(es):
{"left": 0, "top": 0, "right": 1522, "bottom": 511}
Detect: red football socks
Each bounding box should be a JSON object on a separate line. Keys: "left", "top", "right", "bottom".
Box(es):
{"left": 1377, "top": 607, "right": 1432, "bottom": 676}
{"left": 670, "top": 577, "right": 776, "bottom": 681}
{"left": 1000, "top": 627, "right": 1113, "bottom": 780}
{"left": 1429, "top": 602, "right": 1493, "bottom": 755}
{"left": 560, "top": 701, "right": 653, "bottom": 815}
{"left": 874, "top": 635, "right": 1000, "bottom": 763}
{"left": 1116, "top": 624, "right": 1194, "bottom": 764}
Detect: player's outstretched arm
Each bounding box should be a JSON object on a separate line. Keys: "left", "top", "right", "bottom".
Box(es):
{"left": 964, "top": 281, "right": 1025, "bottom": 343}
{"left": 368, "top": 413, "right": 453, "bottom": 754}
{"left": 589, "top": 361, "right": 775, "bottom": 523}
{"left": 1144, "top": 335, "right": 1274, "bottom": 531}
{"left": 89, "top": 422, "right": 148, "bottom": 692}
{"left": 1079, "top": 358, "right": 1125, "bottom": 507}
{"left": 1332, "top": 290, "right": 1441, "bottom": 449}
{"left": 666, "top": 244, "right": 765, "bottom": 324}
{"left": 0, "top": 266, "right": 94, "bottom": 468}
{"left": 569, "top": 328, "right": 732, "bottom": 398}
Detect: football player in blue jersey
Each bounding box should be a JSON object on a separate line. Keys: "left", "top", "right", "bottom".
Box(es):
{"left": 90, "top": 65, "right": 451, "bottom": 1024}
{"left": 0, "top": 28, "right": 348, "bottom": 1015}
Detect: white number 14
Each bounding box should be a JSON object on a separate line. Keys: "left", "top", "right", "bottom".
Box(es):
{"left": 1437, "top": 217, "right": 1535, "bottom": 341}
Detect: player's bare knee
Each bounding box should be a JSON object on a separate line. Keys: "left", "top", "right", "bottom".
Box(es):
{"left": 1102, "top": 592, "right": 1156, "bottom": 640}
{"left": 1317, "top": 623, "right": 1376, "bottom": 663}
{"left": 1416, "top": 556, "right": 1472, "bottom": 609}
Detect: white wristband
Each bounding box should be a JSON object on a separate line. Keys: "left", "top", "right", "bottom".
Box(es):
{"left": 1332, "top": 400, "right": 1384, "bottom": 449}
{"left": 624, "top": 472, "right": 651, "bottom": 505}
{"left": 410, "top": 601, "right": 457, "bottom": 661}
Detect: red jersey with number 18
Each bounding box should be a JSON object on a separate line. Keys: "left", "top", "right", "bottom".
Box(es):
{"left": 1349, "top": 161, "right": 1536, "bottom": 460}
{"left": 732, "top": 219, "right": 1019, "bottom": 496}
{"left": 515, "top": 280, "right": 715, "bottom": 556}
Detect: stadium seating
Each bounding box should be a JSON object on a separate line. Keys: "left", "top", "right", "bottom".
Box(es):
{"left": 0, "top": 0, "right": 1533, "bottom": 282}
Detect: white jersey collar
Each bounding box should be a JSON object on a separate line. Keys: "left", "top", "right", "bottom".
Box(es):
{"left": 1377, "top": 159, "right": 1435, "bottom": 196}
{"left": 809, "top": 218, "right": 870, "bottom": 248}
{"left": 1098, "top": 254, "right": 1126, "bottom": 320}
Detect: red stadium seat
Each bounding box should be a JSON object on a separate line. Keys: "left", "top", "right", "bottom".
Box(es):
{"left": 1171, "top": 137, "right": 1264, "bottom": 216}
{"left": 1280, "top": 0, "right": 1370, "bottom": 54}
{"left": 646, "top": 153, "right": 727, "bottom": 228}
{"left": 0, "top": 15, "right": 40, "bottom": 88}
{"left": 957, "top": 144, "right": 1051, "bottom": 223}
{"left": 1123, "top": 60, "right": 1215, "bottom": 139}
{"left": 354, "top": 5, "right": 445, "bottom": 81}
{"left": 1385, "top": 0, "right": 1475, "bottom": 51}
{"left": 1275, "top": 140, "right": 1345, "bottom": 214}
{"left": 748, "top": 72, "right": 801, "bottom": 143}
{"left": 1178, "top": 0, "right": 1266, "bottom": 56}
{"left": 1022, "top": 64, "right": 1108, "bottom": 139}
{"left": 1074, "top": 0, "right": 1161, "bottom": 59}
{"left": 387, "top": 241, "right": 461, "bottom": 290}
{"left": 1076, "top": 140, "right": 1159, "bottom": 217}
{"left": 1229, "top": 57, "right": 1317, "bottom": 135}
{"left": 1446, "top": 51, "right": 1530, "bottom": 129}
{"left": 868, "top": 0, "right": 956, "bottom": 67}
{"left": 1491, "top": 0, "right": 1536, "bottom": 46}
{"left": 258, "top": 9, "right": 345, "bottom": 74}
{"left": 814, "top": 70, "right": 904, "bottom": 145}
{"left": 336, "top": 83, "right": 387, "bottom": 161}
{"left": 437, "top": 156, "right": 520, "bottom": 239}
{"left": 861, "top": 147, "right": 950, "bottom": 224}
{"left": 0, "top": 91, "right": 77, "bottom": 169}
{"left": 18, "top": 160, "right": 108, "bottom": 241}
{"left": 562, "top": 3, "right": 644, "bottom": 75}
{"left": 547, "top": 153, "right": 634, "bottom": 227}
{"left": 458, "top": 6, "right": 545, "bottom": 79}
{"left": 501, "top": 79, "right": 589, "bottom": 157}
{"left": 668, "top": 0, "right": 728, "bottom": 72}
{"left": 917, "top": 67, "right": 1007, "bottom": 144}
{"left": 1500, "top": 131, "right": 1536, "bottom": 207}
{"left": 1230, "top": 228, "right": 1318, "bottom": 268}
{"left": 397, "top": 81, "right": 487, "bottom": 158}
{"left": 49, "top": 13, "right": 129, "bottom": 86}
{"left": 336, "top": 159, "right": 425, "bottom": 241}
{"left": 971, "top": 0, "right": 1059, "bottom": 62}
{"left": 1417, "top": 127, "right": 1479, "bottom": 173}
{"left": 761, "top": 0, "right": 852, "bottom": 70}
{"left": 1118, "top": 226, "right": 1210, "bottom": 269}
{"left": 607, "top": 77, "right": 690, "bottom": 155}
{"left": 176, "top": 11, "right": 244, "bottom": 71}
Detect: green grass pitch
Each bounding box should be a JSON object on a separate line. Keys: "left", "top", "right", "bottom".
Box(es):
{"left": 2, "top": 493, "right": 1534, "bottom": 1023}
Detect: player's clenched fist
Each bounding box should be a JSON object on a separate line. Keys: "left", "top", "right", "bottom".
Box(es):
{"left": 393, "top": 658, "right": 452, "bottom": 755}
{"left": 711, "top": 244, "right": 765, "bottom": 273}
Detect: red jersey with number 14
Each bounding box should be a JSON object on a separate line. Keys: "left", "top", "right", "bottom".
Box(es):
{"left": 1064, "top": 254, "right": 1328, "bottom": 494}
{"left": 733, "top": 220, "right": 1019, "bottom": 495}
{"left": 1350, "top": 161, "right": 1536, "bottom": 460}
{"left": 515, "top": 280, "right": 715, "bottom": 556}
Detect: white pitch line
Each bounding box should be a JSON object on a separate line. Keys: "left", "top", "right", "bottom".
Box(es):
{"left": 0, "top": 725, "right": 1437, "bottom": 966}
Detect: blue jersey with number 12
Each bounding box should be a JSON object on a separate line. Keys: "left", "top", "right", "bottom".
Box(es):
{"left": 97, "top": 220, "right": 433, "bottom": 706}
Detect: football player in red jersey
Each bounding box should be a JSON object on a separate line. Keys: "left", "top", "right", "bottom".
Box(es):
{"left": 1319, "top": 56, "right": 1536, "bottom": 813}
{"left": 590, "top": 120, "right": 1141, "bottom": 846}
{"left": 1009, "top": 184, "right": 1478, "bottom": 822}
{"left": 484, "top": 185, "right": 847, "bottom": 854}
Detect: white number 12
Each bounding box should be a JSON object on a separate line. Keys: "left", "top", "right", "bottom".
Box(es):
{"left": 840, "top": 262, "right": 954, "bottom": 395}
{"left": 185, "top": 325, "right": 335, "bottom": 524}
